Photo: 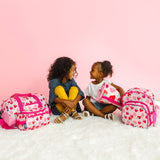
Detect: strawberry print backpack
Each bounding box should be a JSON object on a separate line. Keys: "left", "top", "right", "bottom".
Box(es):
{"left": 121, "top": 88, "right": 157, "bottom": 129}
{"left": 0, "top": 93, "right": 50, "bottom": 131}
{"left": 96, "top": 82, "right": 121, "bottom": 109}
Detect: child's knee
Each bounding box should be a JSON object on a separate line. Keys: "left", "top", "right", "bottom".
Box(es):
{"left": 55, "top": 85, "right": 68, "bottom": 99}
{"left": 69, "top": 86, "right": 78, "bottom": 100}
{"left": 55, "top": 85, "right": 65, "bottom": 94}
{"left": 70, "top": 86, "right": 78, "bottom": 94}
{"left": 109, "top": 105, "right": 117, "bottom": 112}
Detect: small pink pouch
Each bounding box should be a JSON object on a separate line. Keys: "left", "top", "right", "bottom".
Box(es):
{"left": 1, "top": 112, "right": 16, "bottom": 127}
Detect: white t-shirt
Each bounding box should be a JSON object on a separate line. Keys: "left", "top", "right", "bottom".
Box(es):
{"left": 85, "top": 79, "right": 110, "bottom": 103}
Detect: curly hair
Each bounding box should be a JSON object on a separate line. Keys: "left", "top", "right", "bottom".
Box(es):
{"left": 96, "top": 60, "right": 113, "bottom": 78}
{"left": 47, "top": 57, "right": 77, "bottom": 81}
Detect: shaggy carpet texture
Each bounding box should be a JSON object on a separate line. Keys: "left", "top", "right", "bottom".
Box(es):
{"left": 0, "top": 101, "right": 160, "bottom": 160}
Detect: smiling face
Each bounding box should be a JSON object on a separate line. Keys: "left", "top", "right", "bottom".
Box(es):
{"left": 90, "top": 63, "right": 102, "bottom": 80}
{"left": 67, "top": 64, "right": 76, "bottom": 80}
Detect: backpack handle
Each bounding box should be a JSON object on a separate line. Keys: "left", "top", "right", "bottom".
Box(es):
{"left": 11, "top": 93, "right": 43, "bottom": 113}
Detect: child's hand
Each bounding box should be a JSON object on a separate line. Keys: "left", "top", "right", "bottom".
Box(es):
{"left": 64, "top": 100, "right": 77, "bottom": 109}
{"left": 64, "top": 106, "right": 72, "bottom": 114}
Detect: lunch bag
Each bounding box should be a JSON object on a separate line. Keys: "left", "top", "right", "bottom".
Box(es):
{"left": 121, "top": 88, "right": 157, "bottom": 128}
{"left": 96, "top": 82, "right": 121, "bottom": 109}
{"left": 0, "top": 93, "right": 50, "bottom": 130}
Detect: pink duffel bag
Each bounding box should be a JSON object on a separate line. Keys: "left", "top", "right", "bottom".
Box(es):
{"left": 0, "top": 93, "right": 50, "bottom": 130}
{"left": 96, "top": 82, "right": 121, "bottom": 109}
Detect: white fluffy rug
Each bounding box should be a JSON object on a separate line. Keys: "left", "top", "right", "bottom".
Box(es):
{"left": 1, "top": 102, "right": 160, "bottom": 160}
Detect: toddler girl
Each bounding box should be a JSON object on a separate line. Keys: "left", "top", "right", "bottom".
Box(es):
{"left": 48, "top": 57, "right": 84, "bottom": 123}
{"left": 83, "top": 60, "right": 125, "bottom": 120}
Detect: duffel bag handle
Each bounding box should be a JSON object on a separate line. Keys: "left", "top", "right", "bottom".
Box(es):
{"left": 11, "top": 93, "right": 43, "bottom": 113}
{"left": 11, "top": 93, "right": 33, "bottom": 97}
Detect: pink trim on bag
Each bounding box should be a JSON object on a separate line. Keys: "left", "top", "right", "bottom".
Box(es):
{"left": 123, "top": 101, "right": 150, "bottom": 112}
{"left": 20, "top": 108, "right": 46, "bottom": 114}
{"left": 152, "top": 111, "right": 157, "bottom": 126}
{"left": 27, "top": 111, "right": 49, "bottom": 118}
{"left": 11, "top": 93, "right": 43, "bottom": 113}
{"left": 122, "top": 90, "right": 156, "bottom": 126}
{"left": 25, "top": 102, "right": 39, "bottom": 106}
{"left": 1, "top": 93, "right": 50, "bottom": 130}
{"left": 101, "top": 95, "right": 121, "bottom": 107}
{"left": 17, "top": 120, "right": 26, "bottom": 125}
{"left": 122, "top": 90, "right": 154, "bottom": 106}
{"left": 122, "top": 103, "right": 149, "bottom": 128}
{"left": 124, "top": 101, "right": 153, "bottom": 127}
{"left": 20, "top": 111, "right": 49, "bottom": 118}
{"left": 17, "top": 111, "right": 50, "bottom": 125}
{"left": 11, "top": 93, "right": 33, "bottom": 97}
{"left": 96, "top": 82, "right": 121, "bottom": 108}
